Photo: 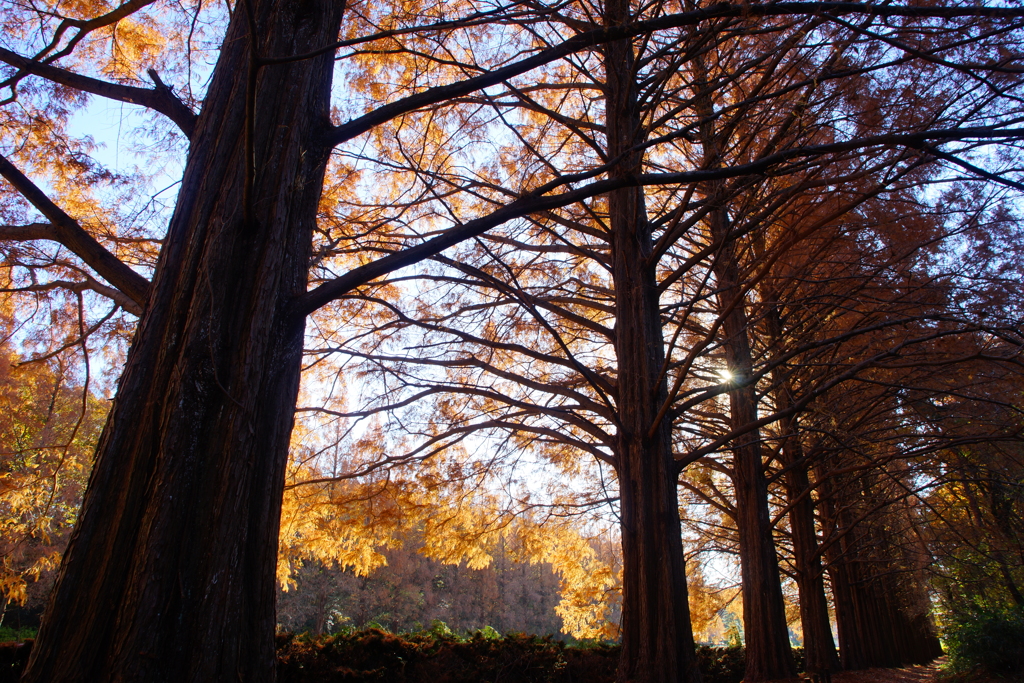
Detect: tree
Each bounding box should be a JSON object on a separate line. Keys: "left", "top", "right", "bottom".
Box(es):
{"left": 1, "top": 1, "right": 1024, "bottom": 681}
{"left": 682, "top": 162, "right": 1024, "bottom": 667}
{"left": 0, "top": 311, "right": 104, "bottom": 613}
{"left": 290, "top": 3, "right": 1024, "bottom": 679}
{"left": 277, "top": 438, "right": 622, "bottom": 640}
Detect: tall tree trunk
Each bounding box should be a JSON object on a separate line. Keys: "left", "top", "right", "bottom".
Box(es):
{"left": 604, "top": 3, "right": 700, "bottom": 681}
{"left": 22, "top": 2, "right": 344, "bottom": 681}
{"left": 710, "top": 245, "right": 795, "bottom": 681}
{"left": 689, "top": 52, "right": 794, "bottom": 681}
{"left": 819, "top": 466, "right": 942, "bottom": 669}
{"left": 765, "top": 308, "right": 840, "bottom": 674}
{"left": 820, "top": 467, "right": 893, "bottom": 670}
{"left": 777, "top": 415, "right": 840, "bottom": 673}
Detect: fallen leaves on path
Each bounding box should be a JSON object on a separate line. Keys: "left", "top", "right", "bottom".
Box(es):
{"left": 830, "top": 658, "right": 947, "bottom": 683}
{"left": 770, "top": 658, "right": 951, "bottom": 683}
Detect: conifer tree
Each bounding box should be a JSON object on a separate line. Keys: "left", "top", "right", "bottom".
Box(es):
{"left": 0, "top": 0, "right": 1023, "bottom": 680}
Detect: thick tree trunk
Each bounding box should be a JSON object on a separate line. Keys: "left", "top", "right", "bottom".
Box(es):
{"left": 777, "top": 416, "right": 840, "bottom": 674}
{"left": 615, "top": 418, "right": 701, "bottom": 683}
{"left": 763, "top": 303, "right": 840, "bottom": 675}
{"left": 707, "top": 228, "right": 796, "bottom": 682}
{"left": 609, "top": 180, "right": 703, "bottom": 683}
{"left": 604, "top": 4, "right": 700, "bottom": 682}
{"left": 612, "top": 207, "right": 702, "bottom": 683}
{"left": 22, "top": 2, "right": 344, "bottom": 681}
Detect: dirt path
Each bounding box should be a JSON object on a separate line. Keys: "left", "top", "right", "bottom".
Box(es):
{"left": 831, "top": 658, "right": 947, "bottom": 683}
{"left": 770, "top": 658, "right": 950, "bottom": 683}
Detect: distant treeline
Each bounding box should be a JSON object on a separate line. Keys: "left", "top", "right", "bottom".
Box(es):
{"left": 276, "top": 541, "right": 568, "bottom": 637}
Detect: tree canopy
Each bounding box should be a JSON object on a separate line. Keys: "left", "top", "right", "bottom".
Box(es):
{"left": 0, "top": 0, "right": 1022, "bottom": 681}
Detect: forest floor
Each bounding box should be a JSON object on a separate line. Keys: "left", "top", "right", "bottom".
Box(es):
{"left": 828, "top": 658, "right": 945, "bottom": 683}
{"left": 830, "top": 658, "right": 946, "bottom": 683}
{"left": 773, "top": 658, "right": 1020, "bottom": 683}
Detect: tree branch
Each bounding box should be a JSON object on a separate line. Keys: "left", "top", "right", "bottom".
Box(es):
{"left": 296, "top": 125, "right": 1024, "bottom": 318}
{"left": 0, "top": 154, "right": 152, "bottom": 310}
{"left": 0, "top": 222, "right": 57, "bottom": 241}
{"left": 328, "top": 2, "right": 1024, "bottom": 148}
{"left": 0, "top": 49, "right": 196, "bottom": 138}
{"left": 0, "top": 277, "right": 140, "bottom": 315}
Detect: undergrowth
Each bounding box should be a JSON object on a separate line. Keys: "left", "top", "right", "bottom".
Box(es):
{"left": 0, "top": 623, "right": 804, "bottom": 683}
{"left": 942, "top": 604, "right": 1024, "bottom": 680}
{"left": 0, "top": 627, "right": 35, "bottom": 643}
{"left": 276, "top": 623, "right": 803, "bottom": 683}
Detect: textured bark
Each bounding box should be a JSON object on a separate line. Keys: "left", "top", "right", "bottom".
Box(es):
{"left": 706, "top": 223, "right": 795, "bottom": 682}
{"left": 21, "top": 1, "right": 344, "bottom": 681}
{"left": 687, "top": 47, "right": 794, "bottom": 678}
{"left": 777, "top": 415, "right": 840, "bottom": 674}
{"left": 615, "top": 399, "right": 701, "bottom": 683}
{"left": 604, "top": 2, "right": 700, "bottom": 681}
{"left": 828, "top": 546, "right": 943, "bottom": 669}
{"left": 720, "top": 322, "right": 797, "bottom": 680}
{"left": 765, "top": 304, "right": 840, "bottom": 675}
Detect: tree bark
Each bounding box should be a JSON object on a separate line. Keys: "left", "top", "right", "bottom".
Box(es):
{"left": 686, "top": 44, "right": 795, "bottom": 678}
{"left": 22, "top": 1, "right": 344, "bottom": 681}
{"left": 604, "top": 3, "right": 701, "bottom": 681}
{"left": 764, "top": 307, "right": 841, "bottom": 675}
{"left": 819, "top": 467, "right": 943, "bottom": 670}
{"left": 706, "top": 223, "right": 796, "bottom": 682}
{"left": 777, "top": 417, "right": 841, "bottom": 674}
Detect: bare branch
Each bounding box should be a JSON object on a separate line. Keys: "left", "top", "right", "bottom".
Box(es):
{"left": 0, "top": 276, "right": 141, "bottom": 314}
{"left": 0, "top": 222, "right": 57, "bottom": 241}
{"left": 328, "top": 2, "right": 1024, "bottom": 148}
{"left": 297, "top": 126, "right": 1024, "bottom": 318}
{"left": 0, "top": 49, "right": 196, "bottom": 137}
{"left": 0, "top": 154, "right": 152, "bottom": 311}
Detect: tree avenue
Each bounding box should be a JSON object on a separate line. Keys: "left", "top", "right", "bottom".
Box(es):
{"left": 309, "top": 3, "right": 1024, "bottom": 679}
{"left": 0, "top": 0, "right": 1022, "bottom": 681}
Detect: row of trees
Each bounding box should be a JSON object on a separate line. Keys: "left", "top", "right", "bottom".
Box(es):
{"left": 277, "top": 539, "right": 568, "bottom": 638}
{"left": 297, "top": 2, "right": 1024, "bottom": 679}
{"left": 0, "top": 0, "right": 1022, "bottom": 681}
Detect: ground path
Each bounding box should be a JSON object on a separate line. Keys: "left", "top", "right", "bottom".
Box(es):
{"left": 771, "top": 658, "right": 951, "bottom": 683}
{"left": 831, "top": 658, "right": 947, "bottom": 683}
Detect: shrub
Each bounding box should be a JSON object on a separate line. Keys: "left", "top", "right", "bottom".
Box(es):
{"left": 943, "top": 603, "right": 1024, "bottom": 677}
{"left": 275, "top": 629, "right": 778, "bottom": 683}
{"left": 0, "top": 627, "right": 800, "bottom": 682}
{"left": 0, "top": 627, "right": 35, "bottom": 643}
{"left": 695, "top": 645, "right": 745, "bottom": 683}
{"left": 275, "top": 629, "right": 619, "bottom": 682}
